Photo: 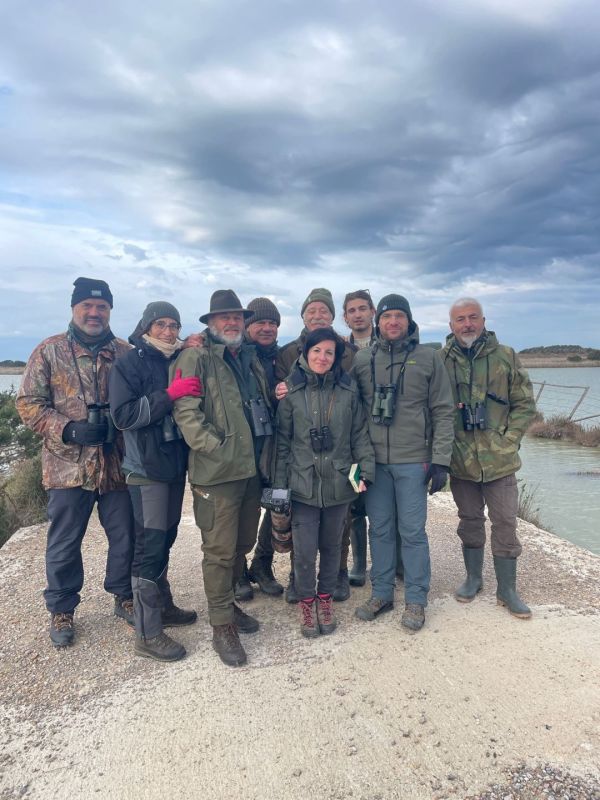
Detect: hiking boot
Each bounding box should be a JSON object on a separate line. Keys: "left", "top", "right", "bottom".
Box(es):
{"left": 162, "top": 603, "right": 198, "bottom": 627}
{"left": 455, "top": 546, "right": 484, "bottom": 603}
{"left": 248, "top": 558, "right": 284, "bottom": 596}
{"left": 212, "top": 623, "right": 247, "bottom": 667}
{"left": 49, "top": 612, "right": 75, "bottom": 647}
{"left": 299, "top": 598, "right": 319, "bottom": 639}
{"left": 493, "top": 556, "right": 532, "bottom": 619}
{"left": 135, "top": 632, "right": 186, "bottom": 662}
{"left": 114, "top": 596, "right": 134, "bottom": 626}
{"left": 401, "top": 603, "right": 425, "bottom": 632}
{"left": 285, "top": 571, "right": 299, "bottom": 604}
{"left": 233, "top": 603, "right": 260, "bottom": 634}
{"left": 234, "top": 563, "right": 254, "bottom": 602}
{"left": 316, "top": 594, "right": 337, "bottom": 635}
{"left": 333, "top": 569, "right": 350, "bottom": 602}
{"left": 355, "top": 597, "right": 393, "bottom": 622}
{"left": 348, "top": 517, "right": 367, "bottom": 587}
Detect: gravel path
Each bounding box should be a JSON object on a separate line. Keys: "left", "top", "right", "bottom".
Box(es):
{"left": 1, "top": 492, "right": 598, "bottom": 800}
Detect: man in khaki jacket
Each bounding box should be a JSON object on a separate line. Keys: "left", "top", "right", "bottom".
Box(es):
{"left": 172, "top": 290, "right": 273, "bottom": 667}
{"left": 16, "top": 277, "right": 134, "bottom": 647}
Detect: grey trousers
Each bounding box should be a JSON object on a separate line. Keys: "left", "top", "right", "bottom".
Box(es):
{"left": 450, "top": 473, "right": 522, "bottom": 558}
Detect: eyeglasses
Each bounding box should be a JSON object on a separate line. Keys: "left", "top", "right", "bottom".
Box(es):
{"left": 152, "top": 321, "right": 181, "bottom": 332}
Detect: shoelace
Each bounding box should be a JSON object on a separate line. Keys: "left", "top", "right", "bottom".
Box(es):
{"left": 318, "top": 597, "right": 333, "bottom": 623}
{"left": 121, "top": 599, "right": 134, "bottom": 614}
{"left": 53, "top": 613, "right": 73, "bottom": 630}
{"left": 300, "top": 601, "right": 315, "bottom": 626}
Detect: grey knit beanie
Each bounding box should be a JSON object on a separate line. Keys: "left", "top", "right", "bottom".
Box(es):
{"left": 140, "top": 301, "right": 181, "bottom": 332}
{"left": 375, "top": 294, "right": 413, "bottom": 326}
{"left": 245, "top": 297, "right": 281, "bottom": 327}
{"left": 301, "top": 288, "right": 335, "bottom": 320}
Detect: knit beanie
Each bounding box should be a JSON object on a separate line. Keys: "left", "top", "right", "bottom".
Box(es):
{"left": 301, "top": 288, "right": 335, "bottom": 320}
{"left": 375, "top": 294, "right": 413, "bottom": 327}
{"left": 71, "top": 277, "right": 114, "bottom": 308}
{"left": 140, "top": 301, "right": 181, "bottom": 332}
{"left": 245, "top": 297, "right": 281, "bottom": 327}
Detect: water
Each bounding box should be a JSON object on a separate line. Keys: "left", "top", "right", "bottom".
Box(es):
{"left": 528, "top": 366, "right": 600, "bottom": 426}
{"left": 2, "top": 368, "right": 599, "bottom": 555}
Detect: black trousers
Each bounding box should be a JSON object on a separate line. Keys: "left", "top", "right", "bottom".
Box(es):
{"left": 45, "top": 487, "right": 134, "bottom": 613}
{"left": 128, "top": 481, "right": 186, "bottom": 581}
{"left": 291, "top": 501, "right": 349, "bottom": 599}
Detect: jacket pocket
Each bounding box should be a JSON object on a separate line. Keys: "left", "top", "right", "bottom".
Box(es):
{"left": 288, "top": 465, "right": 313, "bottom": 500}
{"left": 191, "top": 486, "right": 215, "bottom": 531}
{"left": 332, "top": 459, "right": 352, "bottom": 501}
{"left": 46, "top": 440, "right": 83, "bottom": 464}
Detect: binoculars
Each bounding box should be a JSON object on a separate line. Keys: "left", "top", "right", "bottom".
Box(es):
{"left": 458, "top": 402, "right": 487, "bottom": 431}
{"left": 249, "top": 398, "right": 273, "bottom": 437}
{"left": 87, "top": 403, "right": 116, "bottom": 444}
{"left": 161, "top": 414, "right": 183, "bottom": 443}
{"left": 310, "top": 425, "right": 333, "bottom": 453}
{"left": 371, "top": 384, "right": 396, "bottom": 425}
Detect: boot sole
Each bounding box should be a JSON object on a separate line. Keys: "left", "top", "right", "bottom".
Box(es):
{"left": 212, "top": 643, "right": 247, "bottom": 666}
{"left": 135, "top": 646, "right": 186, "bottom": 662}
{"left": 497, "top": 598, "right": 532, "bottom": 619}
{"left": 50, "top": 637, "right": 74, "bottom": 648}
{"left": 235, "top": 623, "right": 259, "bottom": 635}
{"left": 455, "top": 587, "right": 483, "bottom": 603}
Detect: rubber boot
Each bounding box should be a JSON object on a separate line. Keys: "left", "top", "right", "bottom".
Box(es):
{"left": 455, "top": 546, "right": 484, "bottom": 603}
{"left": 493, "top": 556, "right": 532, "bottom": 619}
{"left": 348, "top": 516, "right": 367, "bottom": 587}
{"left": 133, "top": 576, "right": 186, "bottom": 661}
{"left": 158, "top": 571, "right": 198, "bottom": 626}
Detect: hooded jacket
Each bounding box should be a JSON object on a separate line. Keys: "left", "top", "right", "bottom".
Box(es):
{"left": 273, "top": 356, "right": 375, "bottom": 508}
{"left": 109, "top": 327, "right": 187, "bottom": 483}
{"left": 441, "top": 330, "right": 536, "bottom": 482}
{"left": 16, "top": 330, "right": 130, "bottom": 492}
{"left": 276, "top": 329, "right": 356, "bottom": 381}
{"left": 352, "top": 324, "right": 454, "bottom": 466}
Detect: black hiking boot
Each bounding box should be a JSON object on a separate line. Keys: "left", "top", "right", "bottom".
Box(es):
{"left": 49, "top": 612, "right": 75, "bottom": 647}
{"left": 248, "top": 558, "right": 284, "bottom": 596}
{"left": 333, "top": 569, "right": 350, "bottom": 602}
{"left": 135, "top": 632, "right": 186, "bottom": 662}
{"left": 234, "top": 563, "right": 254, "bottom": 602}
{"left": 285, "top": 571, "right": 299, "bottom": 604}
{"left": 162, "top": 602, "right": 198, "bottom": 627}
{"left": 233, "top": 603, "right": 260, "bottom": 634}
{"left": 114, "top": 596, "right": 134, "bottom": 626}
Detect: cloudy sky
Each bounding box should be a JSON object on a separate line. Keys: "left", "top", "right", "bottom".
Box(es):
{"left": 1, "top": 0, "right": 599, "bottom": 359}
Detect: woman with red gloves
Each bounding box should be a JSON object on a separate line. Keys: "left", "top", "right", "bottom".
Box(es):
{"left": 110, "top": 302, "right": 202, "bottom": 661}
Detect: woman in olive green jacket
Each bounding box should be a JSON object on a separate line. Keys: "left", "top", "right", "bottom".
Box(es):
{"left": 274, "top": 328, "right": 375, "bottom": 639}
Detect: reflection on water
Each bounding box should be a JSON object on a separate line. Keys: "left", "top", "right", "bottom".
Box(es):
{"left": 519, "top": 437, "right": 600, "bottom": 556}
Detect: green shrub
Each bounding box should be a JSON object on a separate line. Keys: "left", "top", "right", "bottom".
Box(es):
{"left": 0, "top": 455, "right": 46, "bottom": 547}
{"left": 587, "top": 349, "right": 600, "bottom": 361}
{"left": 0, "top": 389, "right": 41, "bottom": 457}
{"left": 567, "top": 354, "right": 582, "bottom": 362}
{"left": 517, "top": 480, "right": 541, "bottom": 527}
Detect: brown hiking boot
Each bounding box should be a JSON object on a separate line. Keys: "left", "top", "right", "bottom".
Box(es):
{"left": 212, "top": 623, "right": 247, "bottom": 667}
{"left": 299, "top": 598, "right": 319, "bottom": 638}
{"left": 401, "top": 603, "right": 425, "bottom": 632}
{"left": 135, "top": 632, "right": 186, "bottom": 662}
{"left": 114, "top": 596, "right": 134, "bottom": 626}
{"left": 316, "top": 594, "right": 337, "bottom": 635}
{"left": 355, "top": 597, "right": 393, "bottom": 622}
{"left": 49, "top": 612, "right": 75, "bottom": 647}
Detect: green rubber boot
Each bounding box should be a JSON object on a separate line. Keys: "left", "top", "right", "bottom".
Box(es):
{"left": 455, "top": 546, "right": 484, "bottom": 603}
{"left": 493, "top": 556, "right": 531, "bottom": 619}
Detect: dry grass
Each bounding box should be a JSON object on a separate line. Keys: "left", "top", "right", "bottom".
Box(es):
{"left": 527, "top": 415, "right": 600, "bottom": 447}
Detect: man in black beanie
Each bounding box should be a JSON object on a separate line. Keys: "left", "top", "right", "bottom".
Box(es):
{"left": 17, "top": 277, "right": 135, "bottom": 647}
{"left": 352, "top": 293, "right": 454, "bottom": 632}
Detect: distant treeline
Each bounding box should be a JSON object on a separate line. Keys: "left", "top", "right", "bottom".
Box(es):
{"left": 0, "top": 360, "right": 26, "bottom": 367}
{"left": 520, "top": 345, "right": 600, "bottom": 360}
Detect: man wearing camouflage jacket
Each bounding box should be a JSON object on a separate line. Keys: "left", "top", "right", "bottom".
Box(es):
{"left": 16, "top": 277, "right": 134, "bottom": 647}
{"left": 441, "top": 298, "right": 536, "bottom": 619}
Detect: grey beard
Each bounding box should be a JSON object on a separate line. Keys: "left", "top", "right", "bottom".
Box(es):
{"left": 209, "top": 325, "right": 243, "bottom": 348}
{"left": 458, "top": 334, "right": 478, "bottom": 348}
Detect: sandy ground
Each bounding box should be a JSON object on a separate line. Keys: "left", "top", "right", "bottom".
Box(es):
{"left": 0, "top": 492, "right": 599, "bottom": 800}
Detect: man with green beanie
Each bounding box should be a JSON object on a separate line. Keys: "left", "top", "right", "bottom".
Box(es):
{"left": 441, "top": 298, "right": 535, "bottom": 619}
{"left": 353, "top": 294, "right": 454, "bottom": 632}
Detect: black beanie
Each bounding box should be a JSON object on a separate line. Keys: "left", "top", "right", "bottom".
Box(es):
{"left": 245, "top": 297, "right": 281, "bottom": 327}
{"left": 375, "top": 294, "right": 412, "bottom": 327}
{"left": 140, "top": 301, "right": 181, "bottom": 333}
{"left": 71, "top": 277, "right": 114, "bottom": 308}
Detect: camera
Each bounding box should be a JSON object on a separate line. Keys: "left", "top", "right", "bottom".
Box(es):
{"left": 87, "top": 402, "right": 116, "bottom": 444}
{"left": 309, "top": 425, "right": 333, "bottom": 453}
{"left": 458, "top": 402, "right": 486, "bottom": 431}
{"left": 371, "top": 384, "right": 396, "bottom": 425}
{"left": 248, "top": 397, "right": 273, "bottom": 437}
{"left": 161, "top": 414, "right": 182, "bottom": 443}
{"left": 260, "top": 487, "right": 291, "bottom": 515}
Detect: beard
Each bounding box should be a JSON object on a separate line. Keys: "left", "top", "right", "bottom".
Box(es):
{"left": 458, "top": 333, "right": 478, "bottom": 348}
{"left": 209, "top": 325, "right": 243, "bottom": 347}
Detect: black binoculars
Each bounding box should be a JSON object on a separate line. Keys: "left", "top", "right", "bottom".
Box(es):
{"left": 458, "top": 402, "right": 487, "bottom": 431}
{"left": 87, "top": 403, "right": 116, "bottom": 444}
{"left": 248, "top": 397, "right": 273, "bottom": 437}
{"left": 371, "top": 383, "right": 396, "bottom": 425}
{"left": 310, "top": 425, "right": 333, "bottom": 453}
{"left": 161, "top": 414, "right": 182, "bottom": 443}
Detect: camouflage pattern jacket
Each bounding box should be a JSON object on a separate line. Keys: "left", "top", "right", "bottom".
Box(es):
{"left": 441, "top": 331, "right": 536, "bottom": 483}
{"left": 16, "top": 331, "right": 130, "bottom": 492}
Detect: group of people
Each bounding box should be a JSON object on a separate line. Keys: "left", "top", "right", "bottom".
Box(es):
{"left": 16, "top": 277, "right": 536, "bottom": 668}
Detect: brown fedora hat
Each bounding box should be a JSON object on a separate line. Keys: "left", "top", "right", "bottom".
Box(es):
{"left": 199, "top": 289, "right": 253, "bottom": 324}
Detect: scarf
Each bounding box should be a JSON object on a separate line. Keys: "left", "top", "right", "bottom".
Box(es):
{"left": 69, "top": 322, "right": 115, "bottom": 351}
{"left": 142, "top": 333, "right": 183, "bottom": 359}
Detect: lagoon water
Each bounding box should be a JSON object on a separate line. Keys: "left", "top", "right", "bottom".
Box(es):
{"left": 2, "top": 368, "right": 599, "bottom": 555}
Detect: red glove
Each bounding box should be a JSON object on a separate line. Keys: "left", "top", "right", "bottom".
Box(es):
{"left": 167, "top": 369, "right": 202, "bottom": 401}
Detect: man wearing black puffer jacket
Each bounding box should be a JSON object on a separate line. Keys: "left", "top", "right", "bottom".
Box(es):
{"left": 110, "top": 301, "right": 202, "bottom": 662}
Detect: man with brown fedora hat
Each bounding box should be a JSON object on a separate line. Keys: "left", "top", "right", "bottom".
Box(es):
{"left": 172, "top": 289, "right": 274, "bottom": 666}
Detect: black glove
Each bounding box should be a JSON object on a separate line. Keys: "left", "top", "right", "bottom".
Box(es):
{"left": 62, "top": 419, "right": 108, "bottom": 446}
{"left": 424, "top": 463, "right": 449, "bottom": 495}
